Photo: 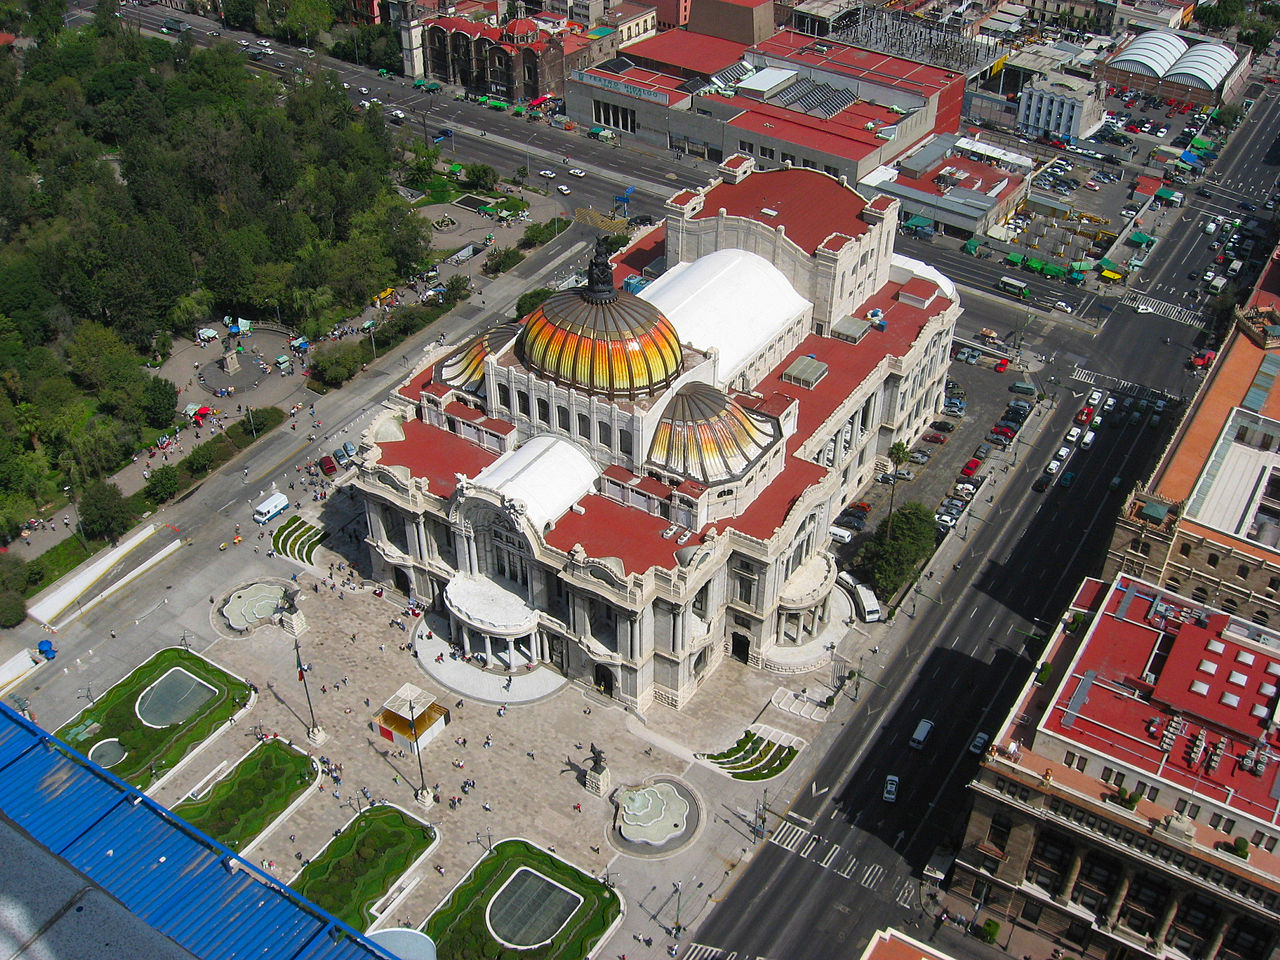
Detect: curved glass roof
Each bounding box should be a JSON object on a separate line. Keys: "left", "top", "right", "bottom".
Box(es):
{"left": 1111, "top": 31, "right": 1187, "bottom": 77}
{"left": 647, "top": 382, "right": 779, "bottom": 484}
{"left": 436, "top": 323, "right": 520, "bottom": 393}
{"left": 1165, "top": 43, "right": 1236, "bottom": 89}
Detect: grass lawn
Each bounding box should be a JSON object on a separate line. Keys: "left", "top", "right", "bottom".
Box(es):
{"left": 294, "top": 806, "right": 434, "bottom": 931}
{"left": 56, "top": 648, "right": 250, "bottom": 790}
{"left": 425, "top": 839, "right": 620, "bottom": 960}
{"left": 174, "top": 739, "right": 314, "bottom": 850}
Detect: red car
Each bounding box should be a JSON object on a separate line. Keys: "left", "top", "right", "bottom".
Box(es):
{"left": 995, "top": 357, "right": 1009, "bottom": 373}
{"left": 1125, "top": 124, "right": 1142, "bottom": 133}
{"left": 991, "top": 426, "right": 1015, "bottom": 439}
{"left": 923, "top": 432, "right": 948, "bottom": 444}
{"left": 319, "top": 455, "right": 338, "bottom": 476}
{"left": 961, "top": 458, "right": 981, "bottom": 477}
{"left": 1075, "top": 406, "right": 1094, "bottom": 425}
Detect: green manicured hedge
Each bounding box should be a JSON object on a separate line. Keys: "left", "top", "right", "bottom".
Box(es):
{"left": 426, "top": 839, "right": 619, "bottom": 960}
{"left": 174, "top": 739, "right": 314, "bottom": 850}
{"left": 56, "top": 648, "right": 250, "bottom": 789}
{"left": 294, "top": 806, "right": 434, "bottom": 931}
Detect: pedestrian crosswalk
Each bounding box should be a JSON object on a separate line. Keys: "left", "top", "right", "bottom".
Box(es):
{"left": 1119, "top": 292, "right": 1204, "bottom": 326}
{"left": 681, "top": 944, "right": 778, "bottom": 960}
{"left": 766, "top": 821, "right": 881, "bottom": 886}
{"left": 1068, "top": 367, "right": 1171, "bottom": 404}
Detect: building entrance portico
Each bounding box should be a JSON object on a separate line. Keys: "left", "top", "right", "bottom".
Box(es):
{"left": 444, "top": 574, "right": 545, "bottom": 671}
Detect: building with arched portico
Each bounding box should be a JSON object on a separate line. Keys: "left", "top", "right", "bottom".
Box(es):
{"left": 352, "top": 157, "right": 960, "bottom": 711}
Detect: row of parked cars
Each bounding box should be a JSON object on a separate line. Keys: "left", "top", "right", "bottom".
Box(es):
{"left": 319, "top": 441, "right": 358, "bottom": 476}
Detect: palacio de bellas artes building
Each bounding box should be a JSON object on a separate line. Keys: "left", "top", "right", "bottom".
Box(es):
{"left": 352, "top": 157, "right": 960, "bottom": 712}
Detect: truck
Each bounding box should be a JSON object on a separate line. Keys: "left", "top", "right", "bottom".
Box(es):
{"left": 253, "top": 493, "right": 290, "bottom": 524}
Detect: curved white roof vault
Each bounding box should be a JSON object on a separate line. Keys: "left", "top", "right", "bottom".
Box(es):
{"left": 473, "top": 435, "right": 599, "bottom": 530}
{"left": 1166, "top": 43, "right": 1236, "bottom": 89}
{"left": 1111, "top": 31, "right": 1187, "bottom": 77}
{"left": 638, "top": 249, "right": 811, "bottom": 385}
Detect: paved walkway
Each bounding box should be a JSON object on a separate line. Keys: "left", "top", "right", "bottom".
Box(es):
{"left": 414, "top": 617, "right": 568, "bottom": 704}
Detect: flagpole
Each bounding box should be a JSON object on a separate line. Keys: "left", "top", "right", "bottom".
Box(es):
{"left": 295, "top": 636, "right": 318, "bottom": 732}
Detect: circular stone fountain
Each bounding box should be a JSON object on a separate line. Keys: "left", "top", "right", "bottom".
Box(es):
{"left": 220, "top": 583, "right": 286, "bottom": 632}
{"left": 612, "top": 777, "right": 700, "bottom": 857}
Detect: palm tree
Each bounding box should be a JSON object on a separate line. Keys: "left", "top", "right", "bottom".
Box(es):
{"left": 886, "top": 440, "right": 910, "bottom": 537}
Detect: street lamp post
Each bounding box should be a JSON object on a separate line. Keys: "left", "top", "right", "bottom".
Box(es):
{"left": 369, "top": 325, "right": 377, "bottom": 360}
{"left": 408, "top": 692, "right": 430, "bottom": 806}
{"left": 673, "top": 881, "right": 683, "bottom": 939}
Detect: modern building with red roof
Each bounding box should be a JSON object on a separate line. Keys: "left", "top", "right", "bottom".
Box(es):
{"left": 564, "top": 26, "right": 964, "bottom": 182}
{"left": 352, "top": 159, "right": 958, "bottom": 712}
{"left": 1102, "top": 304, "right": 1280, "bottom": 634}
{"left": 955, "top": 572, "right": 1280, "bottom": 960}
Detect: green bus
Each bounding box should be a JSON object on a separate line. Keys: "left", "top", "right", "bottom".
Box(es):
{"left": 996, "top": 276, "right": 1030, "bottom": 299}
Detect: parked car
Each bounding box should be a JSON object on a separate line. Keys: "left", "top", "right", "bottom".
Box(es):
{"left": 1075, "top": 406, "right": 1094, "bottom": 425}
{"left": 894, "top": 468, "right": 915, "bottom": 481}
{"left": 876, "top": 472, "right": 896, "bottom": 484}
{"left": 961, "top": 458, "right": 981, "bottom": 477}
{"left": 969, "top": 732, "right": 990, "bottom": 755}
{"left": 923, "top": 433, "right": 948, "bottom": 444}
{"left": 930, "top": 420, "right": 955, "bottom": 432}
{"left": 995, "top": 357, "right": 1009, "bottom": 373}
{"left": 319, "top": 455, "right": 338, "bottom": 476}
{"left": 1032, "top": 474, "right": 1051, "bottom": 492}
{"left": 909, "top": 451, "right": 931, "bottom": 464}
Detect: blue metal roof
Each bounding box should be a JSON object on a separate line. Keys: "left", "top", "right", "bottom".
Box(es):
{"left": 0, "top": 705, "right": 401, "bottom": 960}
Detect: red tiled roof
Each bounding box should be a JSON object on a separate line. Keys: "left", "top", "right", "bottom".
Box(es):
{"left": 544, "top": 494, "right": 691, "bottom": 575}
{"left": 619, "top": 29, "right": 749, "bottom": 75}
{"left": 1133, "top": 174, "right": 1163, "bottom": 196}
{"left": 869, "top": 195, "right": 895, "bottom": 212}
{"left": 375, "top": 419, "right": 498, "bottom": 499}
{"left": 670, "top": 189, "right": 697, "bottom": 205}
{"left": 695, "top": 168, "right": 869, "bottom": 255}
{"left": 611, "top": 224, "right": 666, "bottom": 284}
{"left": 1248, "top": 246, "right": 1280, "bottom": 312}
{"left": 752, "top": 30, "right": 957, "bottom": 95}
{"left": 1042, "top": 575, "right": 1280, "bottom": 825}
{"left": 900, "top": 277, "right": 937, "bottom": 302}
{"left": 891, "top": 156, "right": 1024, "bottom": 201}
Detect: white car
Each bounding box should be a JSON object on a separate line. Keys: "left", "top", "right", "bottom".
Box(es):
{"left": 358, "top": 86, "right": 369, "bottom": 95}
{"left": 1066, "top": 426, "right": 1082, "bottom": 444}
{"left": 1134, "top": 304, "right": 1154, "bottom": 314}
{"left": 1103, "top": 397, "right": 1117, "bottom": 412}
{"left": 238, "top": 39, "right": 250, "bottom": 46}
{"left": 556, "top": 184, "right": 571, "bottom": 195}
{"left": 539, "top": 169, "right": 557, "bottom": 179}
{"left": 1056, "top": 446, "right": 1071, "bottom": 462}
{"left": 256, "top": 38, "right": 271, "bottom": 46}
{"left": 342, "top": 81, "right": 350, "bottom": 89}
{"left": 568, "top": 168, "right": 586, "bottom": 178}
{"left": 934, "top": 513, "right": 958, "bottom": 528}
{"left": 1054, "top": 301, "right": 1073, "bottom": 313}
{"left": 1046, "top": 459, "right": 1062, "bottom": 475}
{"left": 1087, "top": 390, "right": 1102, "bottom": 407}
{"left": 883, "top": 775, "right": 899, "bottom": 802}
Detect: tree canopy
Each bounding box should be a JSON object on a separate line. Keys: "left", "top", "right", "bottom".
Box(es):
{"left": 0, "top": 19, "right": 428, "bottom": 540}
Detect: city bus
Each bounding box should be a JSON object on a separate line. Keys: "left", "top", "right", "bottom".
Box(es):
{"left": 996, "top": 276, "right": 1030, "bottom": 298}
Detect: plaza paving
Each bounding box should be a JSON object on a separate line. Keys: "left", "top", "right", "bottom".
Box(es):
{"left": 143, "top": 514, "right": 883, "bottom": 950}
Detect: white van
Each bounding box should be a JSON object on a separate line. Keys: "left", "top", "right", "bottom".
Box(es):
{"left": 253, "top": 492, "right": 290, "bottom": 524}
{"left": 852, "top": 584, "right": 882, "bottom": 622}
{"left": 1208, "top": 276, "right": 1228, "bottom": 295}
{"left": 1081, "top": 430, "right": 1096, "bottom": 450}
{"left": 829, "top": 525, "right": 853, "bottom": 544}
{"left": 909, "top": 719, "right": 935, "bottom": 749}
{"left": 837, "top": 570, "right": 860, "bottom": 591}
{"left": 1228, "top": 260, "right": 1243, "bottom": 278}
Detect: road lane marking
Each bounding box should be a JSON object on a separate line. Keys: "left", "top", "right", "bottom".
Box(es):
{"left": 835, "top": 853, "right": 858, "bottom": 877}
{"left": 768, "top": 822, "right": 808, "bottom": 851}
{"left": 861, "top": 864, "right": 885, "bottom": 888}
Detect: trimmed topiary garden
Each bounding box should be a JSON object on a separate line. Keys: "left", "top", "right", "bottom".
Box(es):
{"left": 698, "top": 729, "right": 800, "bottom": 781}
{"left": 56, "top": 647, "right": 250, "bottom": 790}
{"left": 293, "top": 805, "right": 435, "bottom": 931}
{"left": 272, "top": 515, "right": 328, "bottom": 563}
{"left": 425, "top": 839, "right": 619, "bottom": 960}
{"left": 174, "top": 739, "right": 315, "bottom": 850}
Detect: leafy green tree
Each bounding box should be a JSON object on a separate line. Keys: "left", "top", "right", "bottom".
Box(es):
{"left": 885, "top": 440, "right": 910, "bottom": 535}
{"left": 78, "top": 480, "right": 131, "bottom": 542}
{"left": 515, "top": 288, "right": 554, "bottom": 320}
{"left": 183, "top": 444, "right": 216, "bottom": 477}
{"left": 284, "top": 0, "right": 332, "bottom": 46}
{"left": 483, "top": 247, "right": 524, "bottom": 275}
{"left": 859, "top": 502, "right": 936, "bottom": 597}
{"left": 145, "top": 464, "right": 181, "bottom": 503}
{"left": 0, "top": 590, "right": 24, "bottom": 628}
{"left": 221, "top": 0, "right": 255, "bottom": 29}
{"left": 464, "top": 163, "right": 499, "bottom": 191}
{"left": 1215, "top": 104, "right": 1244, "bottom": 128}
{"left": 309, "top": 341, "right": 365, "bottom": 386}
{"left": 443, "top": 275, "right": 470, "bottom": 304}
{"left": 142, "top": 377, "right": 178, "bottom": 429}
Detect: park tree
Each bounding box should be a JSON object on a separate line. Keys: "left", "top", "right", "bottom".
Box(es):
{"left": 145, "top": 464, "right": 181, "bottom": 503}
{"left": 78, "top": 480, "right": 131, "bottom": 542}
{"left": 464, "top": 163, "right": 499, "bottom": 191}
{"left": 142, "top": 377, "right": 178, "bottom": 430}
{"left": 515, "top": 288, "right": 554, "bottom": 321}
{"left": 884, "top": 440, "right": 910, "bottom": 536}
{"left": 443, "top": 274, "right": 471, "bottom": 304}
{"left": 859, "top": 502, "right": 937, "bottom": 598}
{"left": 483, "top": 247, "right": 524, "bottom": 276}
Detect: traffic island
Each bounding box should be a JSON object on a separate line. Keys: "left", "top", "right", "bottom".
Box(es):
{"left": 425, "top": 839, "right": 620, "bottom": 960}
{"left": 293, "top": 805, "right": 436, "bottom": 932}
{"left": 56, "top": 647, "right": 251, "bottom": 791}
{"left": 173, "top": 738, "right": 315, "bottom": 851}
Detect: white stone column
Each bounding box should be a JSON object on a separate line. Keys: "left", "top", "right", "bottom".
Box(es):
{"left": 484, "top": 634, "right": 493, "bottom": 663}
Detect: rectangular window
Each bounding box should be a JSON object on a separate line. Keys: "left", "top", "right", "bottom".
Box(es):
{"left": 557, "top": 405, "right": 569, "bottom": 431}
{"left": 1102, "top": 767, "right": 1114, "bottom": 783}
{"left": 536, "top": 397, "right": 550, "bottom": 423}
{"left": 1075, "top": 755, "right": 1087, "bottom": 772}
{"left": 578, "top": 413, "right": 590, "bottom": 438}
{"left": 620, "top": 428, "right": 633, "bottom": 457}
{"left": 760, "top": 146, "right": 775, "bottom": 160}
{"left": 781, "top": 152, "right": 796, "bottom": 165}
{"left": 598, "top": 421, "right": 612, "bottom": 447}
{"left": 497, "top": 383, "right": 511, "bottom": 408}
{"left": 517, "top": 391, "right": 530, "bottom": 416}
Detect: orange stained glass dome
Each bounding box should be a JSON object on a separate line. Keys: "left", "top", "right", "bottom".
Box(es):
{"left": 517, "top": 237, "right": 683, "bottom": 399}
